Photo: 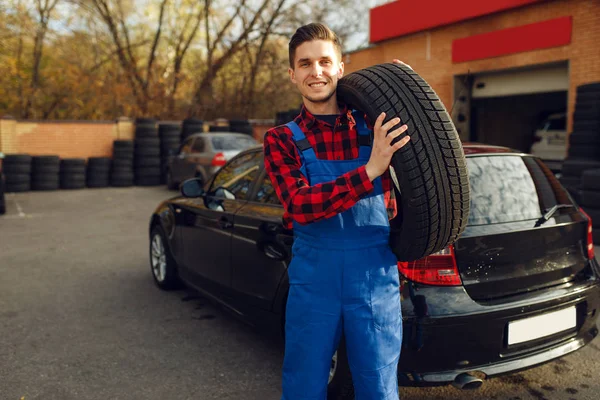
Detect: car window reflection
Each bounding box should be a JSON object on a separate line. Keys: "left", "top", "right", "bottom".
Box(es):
{"left": 210, "top": 151, "right": 262, "bottom": 200}
{"left": 255, "top": 175, "right": 281, "bottom": 205}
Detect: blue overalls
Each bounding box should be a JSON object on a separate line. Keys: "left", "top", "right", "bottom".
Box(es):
{"left": 282, "top": 113, "right": 402, "bottom": 400}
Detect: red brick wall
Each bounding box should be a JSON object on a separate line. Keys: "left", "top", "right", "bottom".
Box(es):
{"left": 344, "top": 0, "right": 600, "bottom": 133}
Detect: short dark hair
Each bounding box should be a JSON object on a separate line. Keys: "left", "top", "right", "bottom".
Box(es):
{"left": 288, "top": 23, "right": 342, "bottom": 69}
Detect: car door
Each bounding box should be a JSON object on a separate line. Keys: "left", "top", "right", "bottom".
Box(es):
{"left": 180, "top": 150, "right": 264, "bottom": 290}
{"left": 171, "top": 137, "right": 197, "bottom": 183}
{"left": 230, "top": 169, "right": 293, "bottom": 310}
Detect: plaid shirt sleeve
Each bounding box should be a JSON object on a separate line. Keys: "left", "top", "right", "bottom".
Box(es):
{"left": 263, "top": 126, "right": 374, "bottom": 228}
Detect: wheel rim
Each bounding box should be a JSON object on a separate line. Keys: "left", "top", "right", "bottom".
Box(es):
{"left": 151, "top": 234, "right": 167, "bottom": 282}
{"left": 329, "top": 351, "right": 338, "bottom": 384}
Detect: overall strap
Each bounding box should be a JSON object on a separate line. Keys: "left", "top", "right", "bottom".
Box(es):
{"left": 285, "top": 121, "right": 316, "bottom": 180}
{"left": 351, "top": 110, "right": 372, "bottom": 148}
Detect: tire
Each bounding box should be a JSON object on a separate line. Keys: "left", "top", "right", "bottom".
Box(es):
{"left": 209, "top": 125, "right": 230, "bottom": 133}
{"left": 87, "top": 157, "right": 111, "bottom": 169}
{"left": 559, "top": 175, "right": 581, "bottom": 189}
{"left": 569, "top": 130, "right": 600, "bottom": 145}
{"left": 114, "top": 140, "right": 134, "bottom": 149}
{"left": 594, "top": 229, "right": 600, "bottom": 245}
{"left": 6, "top": 181, "right": 30, "bottom": 192}
{"left": 337, "top": 62, "right": 470, "bottom": 261}
{"left": 576, "top": 92, "right": 600, "bottom": 103}
{"left": 135, "top": 117, "right": 157, "bottom": 125}
{"left": 135, "top": 126, "right": 158, "bottom": 138}
{"left": 113, "top": 149, "right": 134, "bottom": 160}
{"left": 134, "top": 156, "right": 161, "bottom": 168}
{"left": 112, "top": 159, "right": 134, "bottom": 168}
{"left": 4, "top": 173, "right": 30, "bottom": 184}
{"left": 562, "top": 159, "right": 600, "bottom": 178}
{"left": 135, "top": 137, "right": 161, "bottom": 147}
{"left": 2, "top": 163, "right": 31, "bottom": 174}
{"left": 576, "top": 82, "right": 600, "bottom": 94}
{"left": 581, "top": 190, "right": 600, "bottom": 208}
{"left": 582, "top": 169, "right": 600, "bottom": 190}
{"left": 3, "top": 154, "right": 32, "bottom": 164}
{"left": 136, "top": 175, "right": 161, "bottom": 186}
{"left": 327, "top": 337, "right": 354, "bottom": 400}
{"left": 0, "top": 175, "right": 5, "bottom": 215}
{"left": 573, "top": 109, "right": 600, "bottom": 122}
{"left": 573, "top": 120, "right": 600, "bottom": 131}
{"left": 568, "top": 144, "right": 600, "bottom": 159}
{"left": 135, "top": 167, "right": 161, "bottom": 177}
{"left": 60, "top": 179, "right": 86, "bottom": 190}
{"left": 150, "top": 225, "right": 183, "bottom": 290}
{"left": 135, "top": 146, "right": 161, "bottom": 157}
{"left": 87, "top": 178, "right": 110, "bottom": 188}
{"left": 111, "top": 175, "right": 134, "bottom": 187}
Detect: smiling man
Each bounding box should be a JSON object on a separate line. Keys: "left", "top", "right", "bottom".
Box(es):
{"left": 263, "top": 23, "right": 411, "bottom": 400}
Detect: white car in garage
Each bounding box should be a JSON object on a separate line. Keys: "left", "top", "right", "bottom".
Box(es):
{"left": 530, "top": 112, "right": 567, "bottom": 171}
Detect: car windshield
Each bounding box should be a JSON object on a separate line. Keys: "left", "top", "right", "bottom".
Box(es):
{"left": 211, "top": 136, "right": 257, "bottom": 151}
{"left": 466, "top": 155, "right": 573, "bottom": 226}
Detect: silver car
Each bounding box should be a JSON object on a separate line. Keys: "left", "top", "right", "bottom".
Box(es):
{"left": 166, "top": 132, "right": 259, "bottom": 190}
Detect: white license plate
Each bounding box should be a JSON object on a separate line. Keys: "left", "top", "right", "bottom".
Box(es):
{"left": 508, "top": 306, "right": 576, "bottom": 345}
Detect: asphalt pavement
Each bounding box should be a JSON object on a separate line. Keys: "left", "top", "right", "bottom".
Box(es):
{"left": 0, "top": 186, "right": 599, "bottom": 400}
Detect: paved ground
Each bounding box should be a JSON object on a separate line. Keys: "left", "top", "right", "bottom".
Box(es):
{"left": 0, "top": 186, "right": 599, "bottom": 400}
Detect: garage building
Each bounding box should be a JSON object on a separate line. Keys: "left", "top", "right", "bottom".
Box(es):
{"left": 343, "top": 0, "right": 600, "bottom": 166}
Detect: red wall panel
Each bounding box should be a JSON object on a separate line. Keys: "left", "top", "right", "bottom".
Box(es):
{"left": 452, "top": 16, "right": 572, "bottom": 63}
{"left": 370, "top": 0, "right": 544, "bottom": 43}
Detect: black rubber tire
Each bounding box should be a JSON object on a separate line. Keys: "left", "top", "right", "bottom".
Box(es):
{"left": 559, "top": 175, "right": 581, "bottom": 190}
{"left": 135, "top": 126, "right": 159, "bottom": 138}
{"left": 568, "top": 144, "right": 600, "bottom": 159}
{"left": 6, "top": 182, "right": 31, "bottom": 192}
{"left": 135, "top": 137, "right": 161, "bottom": 147}
{"left": 3, "top": 154, "right": 32, "bottom": 164}
{"left": 574, "top": 109, "right": 600, "bottom": 122}
{"left": 582, "top": 169, "right": 600, "bottom": 191}
{"left": 32, "top": 172, "right": 60, "bottom": 182}
{"left": 60, "top": 158, "right": 85, "bottom": 167}
{"left": 32, "top": 155, "right": 59, "bottom": 164}
{"left": 562, "top": 159, "right": 600, "bottom": 178}
{"left": 61, "top": 166, "right": 86, "bottom": 174}
{"left": 87, "top": 178, "right": 110, "bottom": 188}
{"left": 60, "top": 178, "right": 86, "bottom": 190}
{"left": 114, "top": 140, "right": 134, "bottom": 149}
{"left": 112, "top": 159, "right": 134, "bottom": 168}
{"left": 135, "top": 117, "right": 157, "bottom": 125}
{"left": 2, "top": 163, "right": 31, "bottom": 174}
{"left": 581, "top": 190, "right": 600, "bottom": 208}
{"left": 111, "top": 169, "right": 134, "bottom": 178}
{"left": 573, "top": 120, "right": 600, "bottom": 131}
{"left": 113, "top": 149, "right": 134, "bottom": 159}
{"left": 135, "top": 147, "right": 161, "bottom": 157}
{"left": 87, "top": 157, "right": 111, "bottom": 169}
{"left": 576, "top": 83, "right": 600, "bottom": 94}
{"left": 4, "top": 173, "right": 30, "bottom": 184}
{"left": 111, "top": 174, "right": 134, "bottom": 187}
{"left": 576, "top": 92, "right": 600, "bottom": 103}
{"left": 209, "top": 125, "right": 230, "bottom": 133}
{"left": 0, "top": 175, "right": 5, "bottom": 215}
{"left": 327, "top": 337, "right": 354, "bottom": 400}
{"left": 134, "top": 157, "right": 161, "bottom": 168}
{"left": 150, "top": 225, "right": 183, "bottom": 290}
{"left": 136, "top": 175, "right": 161, "bottom": 186}
{"left": 135, "top": 167, "right": 161, "bottom": 177}
{"left": 337, "top": 62, "right": 470, "bottom": 261}
{"left": 569, "top": 131, "right": 600, "bottom": 145}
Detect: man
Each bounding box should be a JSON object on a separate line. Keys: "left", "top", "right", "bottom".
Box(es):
{"left": 263, "top": 23, "right": 411, "bottom": 399}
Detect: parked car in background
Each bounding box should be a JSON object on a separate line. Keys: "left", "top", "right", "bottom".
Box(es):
{"left": 148, "top": 144, "right": 600, "bottom": 399}
{"left": 530, "top": 112, "right": 567, "bottom": 172}
{"left": 165, "top": 132, "right": 258, "bottom": 190}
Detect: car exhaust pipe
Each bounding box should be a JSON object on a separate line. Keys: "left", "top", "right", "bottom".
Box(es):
{"left": 452, "top": 372, "right": 483, "bottom": 390}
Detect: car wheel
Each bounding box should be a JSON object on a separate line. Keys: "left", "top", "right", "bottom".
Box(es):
{"left": 150, "top": 225, "right": 182, "bottom": 290}
{"left": 327, "top": 337, "right": 354, "bottom": 400}
{"left": 338, "top": 62, "right": 470, "bottom": 261}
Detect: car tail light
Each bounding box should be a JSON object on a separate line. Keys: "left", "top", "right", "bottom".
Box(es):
{"left": 580, "top": 209, "right": 595, "bottom": 260}
{"left": 211, "top": 152, "right": 226, "bottom": 167}
{"left": 398, "top": 245, "right": 461, "bottom": 286}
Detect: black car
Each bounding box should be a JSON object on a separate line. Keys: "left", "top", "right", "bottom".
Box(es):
{"left": 148, "top": 144, "right": 600, "bottom": 397}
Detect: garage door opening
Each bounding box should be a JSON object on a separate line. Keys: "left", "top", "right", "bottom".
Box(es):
{"left": 452, "top": 62, "right": 569, "bottom": 171}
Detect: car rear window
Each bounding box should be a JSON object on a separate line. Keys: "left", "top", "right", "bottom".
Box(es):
{"left": 466, "top": 155, "right": 572, "bottom": 226}
{"left": 211, "top": 136, "right": 257, "bottom": 151}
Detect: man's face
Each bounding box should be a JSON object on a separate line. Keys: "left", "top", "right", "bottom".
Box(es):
{"left": 289, "top": 40, "right": 344, "bottom": 105}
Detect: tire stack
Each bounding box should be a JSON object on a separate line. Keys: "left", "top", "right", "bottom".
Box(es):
{"left": 209, "top": 125, "right": 230, "bottom": 133}
{"left": 559, "top": 82, "right": 600, "bottom": 204}
{"left": 134, "top": 118, "right": 161, "bottom": 186}
{"left": 275, "top": 109, "right": 301, "bottom": 125}
{"left": 60, "top": 158, "right": 86, "bottom": 189}
{"left": 228, "top": 119, "right": 253, "bottom": 136}
{"left": 181, "top": 118, "right": 204, "bottom": 142}
{"left": 2, "top": 154, "right": 32, "bottom": 192}
{"left": 159, "top": 123, "right": 181, "bottom": 184}
{"left": 580, "top": 169, "right": 600, "bottom": 245}
{"left": 86, "top": 157, "right": 112, "bottom": 188}
{"left": 0, "top": 170, "right": 6, "bottom": 215}
{"left": 31, "top": 156, "right": 60, "bottom": 191}
{"left": 111, "top": 140, "right": 134, "bottom": 187}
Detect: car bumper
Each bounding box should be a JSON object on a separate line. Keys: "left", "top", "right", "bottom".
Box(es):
{"left": 397, "top": 267, "right": 600, "bottom": 386}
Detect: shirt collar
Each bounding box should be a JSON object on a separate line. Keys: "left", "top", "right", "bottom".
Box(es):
{"left": 298, "top": 103, "right": 351, "bottom": 130}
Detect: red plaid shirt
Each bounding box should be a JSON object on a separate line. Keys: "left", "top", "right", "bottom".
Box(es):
{"left": 263, "top": 104, "right": 397, "bottom": 229}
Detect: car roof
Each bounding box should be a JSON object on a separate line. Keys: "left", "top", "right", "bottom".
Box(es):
{"left": 240, "top": 142, "right": 517, "bottom": 157}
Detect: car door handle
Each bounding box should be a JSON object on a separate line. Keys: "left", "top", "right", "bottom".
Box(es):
{"left": 264, "top": 243, "right": 286, "bottom": 260}
{"left": 218, "top": 216, "right": 233, "bottom": 229}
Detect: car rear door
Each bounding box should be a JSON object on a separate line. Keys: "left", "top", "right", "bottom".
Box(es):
{"left": 171, "top": 137, "right": 197, "bottom": 183}
{"left": 179, "top": 150, "right": 263, "bottom": 289}
{"left": 230, "top": 170, "right": 293, "bottom": 310}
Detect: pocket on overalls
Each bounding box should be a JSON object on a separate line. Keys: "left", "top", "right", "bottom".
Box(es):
{"left": 369, "top": 252, "right": 401, "bottom": 330}
{"left": 288, "top": 241, "right": 319, "bottom": 285}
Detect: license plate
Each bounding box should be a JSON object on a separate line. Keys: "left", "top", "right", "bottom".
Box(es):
{"left": 508, "top": 307, "right": 576, "bottom": 345}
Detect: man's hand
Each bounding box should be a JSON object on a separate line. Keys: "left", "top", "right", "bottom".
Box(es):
{"left": 365, "top": 112, "right": 410, "bottom": 181}
{"left": 392, "top": 59, "right": 413, "bottom": 70}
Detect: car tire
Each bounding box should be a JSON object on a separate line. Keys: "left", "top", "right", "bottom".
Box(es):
{"left": 337, "top": 62, "right": 470, "bottom": 261}
{"left": 150, "top": 225, "right": 182, "bottom": 290}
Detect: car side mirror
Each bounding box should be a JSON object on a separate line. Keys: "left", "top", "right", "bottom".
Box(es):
{"left": 180, "top": 177, "right": 205, "bottom": 198}
{"left": 213, "top": 186, "right": 235, "bottom": 200}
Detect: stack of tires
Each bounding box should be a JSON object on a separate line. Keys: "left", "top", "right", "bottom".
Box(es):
{"left": 275, "top": 109, "right": 301, "bottom": 126}
{"left": 111, "top": 140, "right": 134, "bottom": 187}
{"left": 31, "top": 156, "right": 60, "bottom": 191}
{"left": 159, "top": 124, "right": 181, "bottom": 184}
{"left": 181, "top": 118, "right": 204, "bottom": 142}
{"left": 134, "top": 118, "right": 161, "bottom": 186}
{"left": 559, "top": 82, "right": 600, "bottom": 203}
{"left": 0, "top": 170, "right": 5, "bottom": 214}
{"left": 580, "top": 169, "right": 600, "bottom": 245}
{"left": 86, "top": 157, "right": 111, "bottom": 188}
{"left": 60, "top": 159, "right": 86, "bottom": 189}
{"left": 228, "top": 119, "right": 253, "bottom": 136}
{"left": 2, "top": 154, "right": 32, "bottom": 192}
{"left": 209, "top": 125, "right": 230, "bottom": 133}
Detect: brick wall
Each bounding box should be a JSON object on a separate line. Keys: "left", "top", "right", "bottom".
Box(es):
{"left": 343, "top": 0, "right": 600, "bottom": 133}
